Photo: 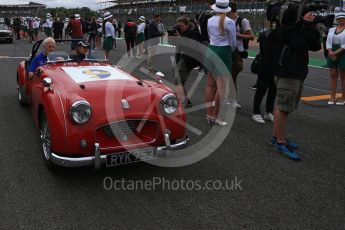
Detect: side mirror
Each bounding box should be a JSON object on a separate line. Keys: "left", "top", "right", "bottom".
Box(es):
{"left": 155, "top": 71, "right": 165, "bottom": 84}
{"left": 42, "top": 77, "right": 53, "bottom": 91}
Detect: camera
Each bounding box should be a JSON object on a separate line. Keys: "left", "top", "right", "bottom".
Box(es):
{"left": 266, "top": 0, "right": 335, "bottom": 29}
{"left": 167, "top": 26, "right": 179, "bottom": 36}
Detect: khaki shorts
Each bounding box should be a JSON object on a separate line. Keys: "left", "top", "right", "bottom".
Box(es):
{"left": 275, "top": 77, "right": 304, "bottom": 113}
{"left": 231, "top": 52, "right": 243, "bottom": 78}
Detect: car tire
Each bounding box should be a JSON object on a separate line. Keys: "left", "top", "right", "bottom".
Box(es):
{"left": 17, "top": 85, "right": 27, "bottom": 106}
{"left": 40, "top": 113, "right": 59, "bottom": 171}
{"left": 9, "top": 38, "right": 12, "bottom": 43}
{"left": 17, "top": 72, "right": 28, "bottom": 106}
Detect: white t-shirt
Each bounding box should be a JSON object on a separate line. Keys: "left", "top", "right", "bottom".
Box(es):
{"left": 105, "top": 21, "right": 115, "bottom": 38}
{"left": 207, "top": 15, "right": 236, "bottom": 50}
{"left": 137, "top": 22, "right": 145, "bottom": 34}
{"left": 234, "top": 16, "right": 252, "bottom": 52}
{"left": 326, "top": 27, "right": 345, "bottom": 49}
{"left": 46, "top": 18, "right": 53, "bottom": 28}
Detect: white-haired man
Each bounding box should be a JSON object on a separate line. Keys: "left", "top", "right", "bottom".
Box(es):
{"left": 28, "top": 37, "right": 56, "bottom": 79}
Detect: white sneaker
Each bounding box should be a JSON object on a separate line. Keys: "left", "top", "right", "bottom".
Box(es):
{"left": 264, "top": 113, "right": 274, "bottom": 122}
{"left": 252, "top": 114, "right": 265, "bottom": 124}
{"left": 227, "top": 101, "right": 242, "bottom": 109}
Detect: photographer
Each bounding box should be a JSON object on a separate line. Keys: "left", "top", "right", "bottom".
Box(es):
{"left": 171, "top": 16, "right": 202, "bottom": 107}
{"left": 271, "top": 11, "right": 321, "bottom": 160}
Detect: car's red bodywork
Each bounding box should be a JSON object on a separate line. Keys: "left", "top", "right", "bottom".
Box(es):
{"left": 17, "top": 56, "right": 187, "bottom": 168}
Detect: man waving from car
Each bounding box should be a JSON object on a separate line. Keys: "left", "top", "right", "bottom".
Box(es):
{"left": 28, "top": 37, "right": 56, "bottom": 79}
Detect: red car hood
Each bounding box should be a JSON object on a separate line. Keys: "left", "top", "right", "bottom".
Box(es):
{"left": 42, "top": 64, "right": 168, "bottom": 120}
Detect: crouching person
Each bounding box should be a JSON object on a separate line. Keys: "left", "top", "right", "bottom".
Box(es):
{"left": 173, "top": 16, "right": 202, "bottom": 107}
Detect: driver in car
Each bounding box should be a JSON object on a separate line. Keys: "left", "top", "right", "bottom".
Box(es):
{"left": 28, "top": 37, "right": 56, "bottom": 79}
{"left": 71, "top": 41, "right": 93, "bottom": 61}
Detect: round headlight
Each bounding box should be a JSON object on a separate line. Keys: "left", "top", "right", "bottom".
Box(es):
{"left": 160, "top": 93, "right": 178, "bottom": 115}
{"left": 70, "top": 100, "right": 92, "bottom": 124}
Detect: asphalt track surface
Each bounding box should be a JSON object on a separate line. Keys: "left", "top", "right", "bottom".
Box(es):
{"left": 0, "top": 37, "right": 344, "bottom": 229}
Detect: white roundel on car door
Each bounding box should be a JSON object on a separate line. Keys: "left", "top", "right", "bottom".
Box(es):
{"left": 61, "top": 66, "right": 132, "bottom": 83}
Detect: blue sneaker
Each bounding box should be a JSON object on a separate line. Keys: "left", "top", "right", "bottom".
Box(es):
{"left": 270, "top": 137, "right": 299, "bottom": 149}
{"left": 272, "top": 142, "right": 301, "bottom": 161}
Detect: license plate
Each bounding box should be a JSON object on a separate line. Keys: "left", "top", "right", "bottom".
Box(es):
{"left": 106, "top": 148, "right": 156, "bottom": 167}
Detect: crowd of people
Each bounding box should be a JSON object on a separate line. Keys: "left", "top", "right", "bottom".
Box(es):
{"left": 13, "top": 0, "right": 345, "bottom": 162}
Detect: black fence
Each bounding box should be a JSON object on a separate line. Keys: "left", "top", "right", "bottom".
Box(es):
{"left": 109, "top": 1, "right": 338, "bottom": 34}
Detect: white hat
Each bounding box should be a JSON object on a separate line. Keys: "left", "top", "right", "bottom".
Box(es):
{"left": 104, "top": 12, "right": 113, "bottom": 20}
{"left": 211, "top": 0, "right": 231, "bottom": 13}
{"left": 336, "top": 13, "right": 345, "bottom": 19}
{"left": 139, "top": 16, "right": 146, "bottom": 22}
{"left": 75, "top": 14, "right": 80, "bottom": 19}
{"left": 46, "top": 13, "right": 51, "bottom": 17}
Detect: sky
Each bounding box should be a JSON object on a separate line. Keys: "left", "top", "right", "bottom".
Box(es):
{"left": 0, "top": 0, "right": 114, "bottom": 10}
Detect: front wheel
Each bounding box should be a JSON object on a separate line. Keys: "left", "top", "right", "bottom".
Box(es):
{"left": 40, "top": 113, "right": 58, "bottom": 170}
{"left": 17, "top": 85, "right": 27, "bottom": 106}
{"left": 17, "top": 72, "right": 28, "bottom": 106}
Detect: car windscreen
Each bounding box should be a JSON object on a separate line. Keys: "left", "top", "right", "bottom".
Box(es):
{"left": 0, "top": 24, "right": 9, "bottom": 30}
{"left": 45, "top": 41, "right": 105, "bottom": 63}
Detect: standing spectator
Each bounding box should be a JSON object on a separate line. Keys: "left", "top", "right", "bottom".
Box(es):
{"left": 96, "top": 18, "right": 103, "bottom": 48}
{"left": 117, "top": 20, "right": 122, "bottom": 38}
{"left": 45, "top": 13, "right": 53, "bottom": 37}
{"left": 271, "top": 12, "right": 321, "bottom": 160}
{"left": 22, "top": 18, "right": 28, "bottom": 40}
{"left": 147, "top": 14, "right": 163, "bottom": 71}
{"left": 124, "top": 18, "right": 137, "bottom": 59}
{"left": 326, "top": 13, "right": 345, "bottom": 105}
{"left": 14, "top": 17, "right": 21, "bottom": 40}
{"left": 252, "top": 21, "right": 276, "bottom": 124}
{"left": 88, "top": 16, "right": 97, "bottom": 50}
{"left": 157, "top": 19, "right": 165, "bottom": 44}
{"left": 112, "top": 18, "right": 118, "bottom": 49}
{"left": 136, "top": 16, "right": 146, "bottom": 58}
{"left": 228, "top": 2, "right": 254, "bottom": 109}
{"left": 80, "top": 15, "right": 89, "bottom": 39}
{"left": 27, "top": 17, "right": 34, "bottom": 43}
{"left": 144, "top": 19, "right": 150, "bottom": 54}
{"left": 102, "top": 12, "right": 115, "bottom": 60}
{"left": 56, "top": 18, "right": 64, "bottom": 41}
{"left": 32, "top": 17, "right": 40, "bottom": 42}
{"left": 67, "top": 14, "right": 83, "bottom": 51}
{"left": 173, "top": 16, "right": 202, "bottom": 107}
{"left": 204, "top": 0, "right": 236, "bottom": 126}
{"left": 52, "top": 17, "right": 58, "bottom": 39}
{"left": 64, "top": 18, "right": 69, "bottom": 39}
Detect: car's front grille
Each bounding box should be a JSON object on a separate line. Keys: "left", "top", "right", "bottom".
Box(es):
{"left": 103, "top": 120, "right": 142, "bottom": 138}
{"left": 0, "top": 33, "right": 10, "bottom": 37}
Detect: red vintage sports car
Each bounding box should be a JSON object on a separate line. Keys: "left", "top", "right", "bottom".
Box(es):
{"left": 17, "top": 40, "right": 188, "bottom": 170}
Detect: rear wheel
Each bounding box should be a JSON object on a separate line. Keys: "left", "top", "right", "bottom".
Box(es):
{"left": 40, "top": 113, "right": 58, "bottom": 170}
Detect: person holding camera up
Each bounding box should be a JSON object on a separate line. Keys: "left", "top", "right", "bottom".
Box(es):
{"left": 171, "top": 16, "right": 202, "bottom": 107}
{"left": 326, "top": 13, "right": 345, "bottom": 106}
{"left": 271, "top": 11, "right": 321, "bottom": 160}
{"left": 228, "top": 2, "right": 254, "bottom": 109}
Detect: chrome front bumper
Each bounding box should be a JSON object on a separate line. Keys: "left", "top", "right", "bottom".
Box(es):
{"left": 50, "top": 134, "right": 189, "bottom": 170}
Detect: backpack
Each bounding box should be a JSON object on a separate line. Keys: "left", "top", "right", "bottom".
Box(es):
{"left": 236, "top": 16, "right": 249, "bottom": 50}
